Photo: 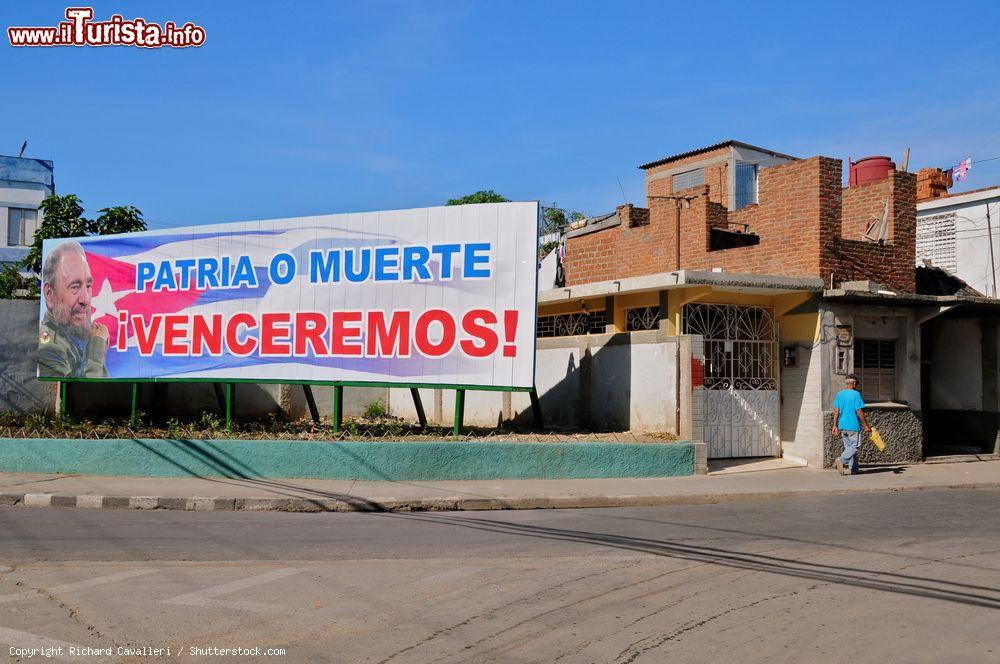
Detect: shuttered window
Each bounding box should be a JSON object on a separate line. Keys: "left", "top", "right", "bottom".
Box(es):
{"left": 672, "top": 168, "right": 705, "bottom": 192}
{"left": 853, "top": 339, "right": 896, "bottom": 402}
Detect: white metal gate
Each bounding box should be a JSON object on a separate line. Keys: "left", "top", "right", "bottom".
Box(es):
{"left": 684, "top": 303, "right": 779, "bottom": 458}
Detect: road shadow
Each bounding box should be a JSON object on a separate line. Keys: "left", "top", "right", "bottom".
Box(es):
{"left": 857, "top": 465, "right": 907, "bottom": 475}
{"left": 382, "top": 512, "right": 1000, "bottom": 610}
{"left": 128, "top": 438, "right": 388, "bottom": 512}
{"left": 124, "top": 438, "right": 509, "bottom": 511}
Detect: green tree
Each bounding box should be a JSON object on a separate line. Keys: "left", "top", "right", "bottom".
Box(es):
{"left": 538, "top": 204, "right": 585, "bottom": 259}
{"left": 23, "top": 195, "right": 146, "bottom": 275}
{"left": 540, "top": 204, "right": 585, "bottom": 235}
{"left": 0, "top": 263, "right": 31, "bottom": 299}
{"left": 446, "top": 190, "right": 510, "bottom": 206}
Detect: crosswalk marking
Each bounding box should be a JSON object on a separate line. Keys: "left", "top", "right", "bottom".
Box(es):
{"left": 161, "top": 568, "right": 301, "bottom": 613}
{"left": 0, "top": 568, "right": 158, "bottom": 604}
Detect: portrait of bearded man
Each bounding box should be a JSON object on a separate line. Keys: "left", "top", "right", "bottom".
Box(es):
{"left": 36, "top": 241, "right": 109, "bottom": 378}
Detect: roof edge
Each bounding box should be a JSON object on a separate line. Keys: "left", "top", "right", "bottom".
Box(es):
{"left": 638, "top": 140, "right": 799, "bottom": 170}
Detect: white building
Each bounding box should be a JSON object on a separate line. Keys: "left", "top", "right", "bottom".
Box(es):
{"left": 916, "top": 185, "right": 1000, "bottom": 297}
{"left": 0, "top": 155, "right": 55, "bottom": 267}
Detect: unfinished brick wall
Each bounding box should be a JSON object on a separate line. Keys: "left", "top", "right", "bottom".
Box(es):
{"left": 662, "top": 157, "right": 833, "bottom": 278}
{"left": 562, "top": 155, "right": 918, "bottom": 292}
{"left": 843, "top": 176, "right": 893, "bottom": 241}
{"left": 827, "top": 171, "right": 916, "bottom": 291}
{"left": 916, "top": 167, "right": 952, "bottom": 201}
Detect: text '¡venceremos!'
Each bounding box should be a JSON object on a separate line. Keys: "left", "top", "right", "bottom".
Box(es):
{"left": 115, "top": 309, "right": 520, "bottom": 359}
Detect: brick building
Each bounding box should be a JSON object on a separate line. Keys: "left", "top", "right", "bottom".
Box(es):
{"left": 561, "top": 141, "right": 916, "bottom": 293}
{"left": 531, "top": 141, "right": 1000, "bottom": 470}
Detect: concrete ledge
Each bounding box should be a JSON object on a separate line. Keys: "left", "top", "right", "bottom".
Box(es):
{"left": 0, "top": 438, "right": 695, "bottom": 481}
{"left": 4, "top": 481, "right": 999, "bottom": 513}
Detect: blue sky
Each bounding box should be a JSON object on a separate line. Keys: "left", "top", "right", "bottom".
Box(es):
{"left": 3, "top": 1, "right": 1000, "bottom": 229}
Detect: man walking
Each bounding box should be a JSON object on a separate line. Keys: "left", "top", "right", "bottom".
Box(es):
{"left": 831, "top": 374, "right": 871, "bottom": 475}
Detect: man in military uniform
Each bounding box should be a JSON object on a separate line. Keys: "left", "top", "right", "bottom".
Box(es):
{"left": 37, "top": 241, "right": 108, "bottom": 378}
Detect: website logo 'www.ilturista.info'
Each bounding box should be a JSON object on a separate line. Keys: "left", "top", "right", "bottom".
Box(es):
{"left": 8, "top": 7, "right": 205, "bottom": 48}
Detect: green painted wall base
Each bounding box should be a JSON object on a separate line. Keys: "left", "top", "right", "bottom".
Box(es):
{"left": 0, "top": 438, "right": 694, "bottom": 481}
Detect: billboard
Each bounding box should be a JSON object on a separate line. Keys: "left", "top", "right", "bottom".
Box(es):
{"left": 36, "top": 202, "right": 539, "bottom": 388}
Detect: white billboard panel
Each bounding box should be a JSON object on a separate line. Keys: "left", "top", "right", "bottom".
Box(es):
{"left": 37, "top": 203, "right": 538, "bottom": 388}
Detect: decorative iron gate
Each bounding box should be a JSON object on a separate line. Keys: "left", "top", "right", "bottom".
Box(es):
{"left": 684, "top": 303, "right": 779, "bottom": 458}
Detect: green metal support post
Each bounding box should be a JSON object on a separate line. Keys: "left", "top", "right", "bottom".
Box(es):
{"left": 212, "top": 383, "right": 226, "bottom": 417}
{"left": 453, "top": 389, "right": 465, "bottom": 436}
{"left": 58, "top": 381, "right": 67, "bottom": 418}
{"left": 302, "top": 385, "right": 320, "bottom": 424}
{"left": 225, "top": 383, "right": 235, "bottom": 430}
{"left": 410, "top": 387, "right": 427, "bottom": 428}
{"left": 130, "top": 383, "right": 139, "bottom": 427}
{"left": 332, "top": 385, "right": 344, "bottom": 433}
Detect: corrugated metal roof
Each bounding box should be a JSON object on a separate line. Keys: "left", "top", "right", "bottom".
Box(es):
{"left": 637, "top": 140, "right": 798, "bottom": 170}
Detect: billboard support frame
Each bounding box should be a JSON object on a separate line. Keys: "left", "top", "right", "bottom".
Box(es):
{"left": 49, "top": 378, "right": 543, "bottom": 434}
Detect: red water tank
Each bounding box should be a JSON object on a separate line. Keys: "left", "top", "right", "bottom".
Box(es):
{"left": 849, "top": 156, "right": 895, "bottom": 187}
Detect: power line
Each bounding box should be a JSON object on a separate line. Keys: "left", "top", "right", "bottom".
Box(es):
{"left": 941, "top": 154, "right": 1000, "bottom": 171}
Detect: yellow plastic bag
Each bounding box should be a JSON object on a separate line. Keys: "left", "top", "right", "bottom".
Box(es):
{"left": 870, "top": 428, "right": 886, "bottom": 452}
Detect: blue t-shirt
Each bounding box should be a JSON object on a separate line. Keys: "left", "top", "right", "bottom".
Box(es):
{"left": 833, "top": 389, "right": 865, "bottom": 431}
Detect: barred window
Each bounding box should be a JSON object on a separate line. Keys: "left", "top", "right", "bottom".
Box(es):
{"left": 672, "top": 168, "right": 705, "bottom": 191}
{"left": 626, "top": 306, "right": 660, "bottom": 331}
{"left": 537, "top": 311, "right": 607, "bottom": 338}
{"left": 587, "top": 310, "right": 608, "bottom": 334}
{"left": 853, "top": 338, "right": 896, "bottom": 402}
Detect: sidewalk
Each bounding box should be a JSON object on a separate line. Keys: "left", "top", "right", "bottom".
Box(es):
{"left": 0, "top": 457, "right": 996, "bottom": 512}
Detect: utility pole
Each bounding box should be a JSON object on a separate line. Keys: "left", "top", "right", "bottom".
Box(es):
{"left": 986, "top": 203, "right": 998, "bottom": 298}
{"left": 649, "top": 194, "right": 695, "bottom": 270}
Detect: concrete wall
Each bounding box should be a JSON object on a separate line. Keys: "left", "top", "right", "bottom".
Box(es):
{"left": 0, "top": 299, "right": 56, "bottom": 414}
{"left": 281, "top": 384, "right": 389, "bottom": 421}
{"left": 779, "top": 341, "right": 825, "bottom": 466}
{"left": 930, "top": 318, "right": 982, "bottom": 410}
{"left": 387, "top": 329, "right": 679, "bottom": 433}
{"left": 820, "top": 302, "right": 922, "bottom": 407}
{"left": 823, "top": 406, "right": 922, "bottom": 466}
{"left": 917, "top": 191, "right": 1000, "bottom": 297}
{"left": 0, "top": 437, "right": 697, "bottom": 480}
{"left": 925, "top": 316, "right": 1000, "bottom": 454}
{"left": 818, "top": 302, "right": 923, "bottom": 464}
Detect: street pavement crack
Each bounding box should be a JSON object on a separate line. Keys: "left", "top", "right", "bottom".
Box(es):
{"left": 378, "top": 559, "right": 650, "bottom": 664}
{"left": 613, "top": 589, "right": 802, "bottom": 664}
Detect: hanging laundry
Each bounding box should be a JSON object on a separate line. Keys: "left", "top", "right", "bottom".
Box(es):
{"left": 953, "top": 157, "right": 973, "bottom": 182}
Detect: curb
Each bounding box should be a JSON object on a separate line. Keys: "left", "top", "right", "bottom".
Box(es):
{"left": 2, "top": 481, "right": 999, "bottom": 513}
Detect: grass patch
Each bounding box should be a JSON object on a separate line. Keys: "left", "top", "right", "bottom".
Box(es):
{"left": 0, "top": 411, "right": 677, "bottom": 443}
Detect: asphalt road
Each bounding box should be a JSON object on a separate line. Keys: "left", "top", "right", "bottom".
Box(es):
{"left": 0, "top": 489, "right": 998, "bottom": 663}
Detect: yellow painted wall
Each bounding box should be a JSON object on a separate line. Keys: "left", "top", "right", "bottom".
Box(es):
{"left": 538, "top": 288, "right": 820, "bottom": 341}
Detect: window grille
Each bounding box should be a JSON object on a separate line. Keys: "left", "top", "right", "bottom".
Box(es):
{"left": 537, "top": 311, "right": 607, "bottom": 338}
{"left": 626, "top": 306, "right": 660, "bottom": 331}
{"left": 683, "top": 303, "right": 777, "bottom": 390}
{"left": 672, "top": 168, "right": 705, "bottom": 192}
{"left": 853, "top": 338, "right": 896, "bottom": 402}
{"left": 915, "top": 213, "right": 957, "bottom": 273}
